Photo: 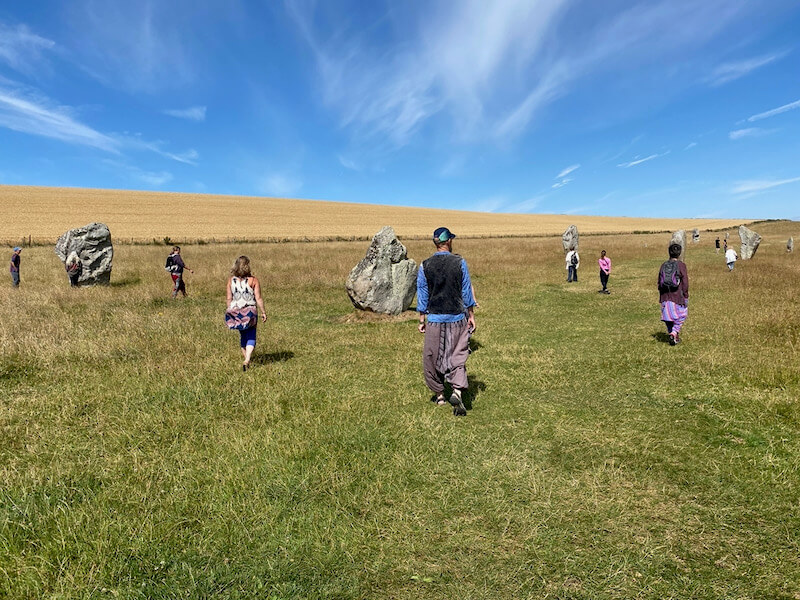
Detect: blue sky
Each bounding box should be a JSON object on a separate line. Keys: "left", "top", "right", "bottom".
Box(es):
{"left": 1, "top": 1, "right": 799, "bottom": 219}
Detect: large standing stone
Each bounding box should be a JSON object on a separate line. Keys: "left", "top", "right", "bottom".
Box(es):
{"left": 788, "top": 237, "right": 794, "bottom": 253}
{"left": 562, "top": 225, "right": 579, "bottom": 253}
{"left": 670, "top": 230, "right": 686, "bottom": 259}
{"left": 739, "top": 225, "right": 762, "bottom": 260}
{"left": 54, "top": 222, "right": 113, "bottom": 285}
{"left": 346, "top": 226, "right": 417, "bottom": 315}
{"left": 692, "top": 228, "right": 700, "bottom": 243}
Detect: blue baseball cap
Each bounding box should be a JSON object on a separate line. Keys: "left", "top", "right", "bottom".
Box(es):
{"left": 13, "top": 247, "right": 22, "bottom": 252}
{"left": 433, "top": 227, "right": 456, "bottom": 242}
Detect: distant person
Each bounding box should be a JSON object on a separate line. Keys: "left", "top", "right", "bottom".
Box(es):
{"left": 598, "top": 250, "right": 611, "bottom": 294}
{"left": 725, "top": 246, "right": 738, "bottom": 271}
{"left": 566, "top": 249, "right": 580, "bottom": 283}
{"left": 225, "top": 255, "right": 267, "bottom": 371}
{"left": 65, "top": 251, "right": 82, "bottom": 287}
{"left": 9, "top": 247, "right": 21, "bottom": 287}
{"left": 715, "top": 237, "right": 720, "bottom": 254}
{"left": 165, "top": 246, "right": 193, "bottom": 299}
{"left": 723, "top": 239, "right": 728, "bottom": 253}
{"left": 658, "top": 243, "right": 689, "bottom": 346}
{"left": 417, "top": 227, "right": 476, "bottom": 416}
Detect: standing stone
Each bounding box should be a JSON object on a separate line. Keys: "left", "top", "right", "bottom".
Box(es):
{"left": 788, "top": 237, "right": 794, "bottom": 253}
{"left": 725, "top": 232, "right": 730, "bottom": 241}
{"left": 739, "top": 225, "right": 762, "bottom": 260}
{"left": 54, "top": 222, "right": 113, "bottom": 285}
{"left": 346, "top": 226, "right": 417, "bottom": 315}
{"left": 670, "top": 230, "right": 686, "bottom": 259}
{"left": 692, "top": 228, "right": 700, "bottom": 243}
{"left": 562, "top": 225, "right": 579, "bottom": 253}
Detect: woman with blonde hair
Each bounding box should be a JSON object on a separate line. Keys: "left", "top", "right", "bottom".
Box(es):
{"left": 65, "top": 251, "right": 82, "bottom": 287}
{"left": 225, "top": 255, "right": 267, "bottom": 371}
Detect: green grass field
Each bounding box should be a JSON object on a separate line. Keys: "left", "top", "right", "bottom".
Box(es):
{"left": 2, "top": 223, "right": 799, "bottom": 599}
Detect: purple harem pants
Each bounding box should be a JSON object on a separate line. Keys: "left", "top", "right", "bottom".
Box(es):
{"left": 422, "top": 319, "right": 471, "bottom": 394}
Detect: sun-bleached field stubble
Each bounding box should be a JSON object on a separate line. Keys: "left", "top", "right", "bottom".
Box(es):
{"left": 0, "top": 185, "right": 749, "bottom": 244}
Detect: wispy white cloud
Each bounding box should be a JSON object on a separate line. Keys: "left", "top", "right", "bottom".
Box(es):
{"left": 0, "top": 85, "right": 119, "bottom": 152}
{"left": 510, "top": 195, "right": 547, "bottom": 213}
{"left": 557, "top": 164, "right": 580, "bottom": 178}
{"left": 338, "top": 154, "right": 360, "bottom": 171}
{"left": 257, "top": 173, "right": 303, "bottom": 197}
{"left": 684, "top": 142, "right": 697, "bottom": 150}
{"left": 707, "top": 51, "right": 788, "bottom": 86}
{"left": 439, "top": 154, "right": 467, "bottom": 178}
{"left": 65, "top": 1, "right": 198, "bottom": 93}
{"left": 154, "top": 147, "right": 198, "bottom": 165}
{"left": 163, "top": 106, "right": 206, "bottom": 121}
{"left": 103, "top": 159, "right": 172, "bottom": 187}
{"left": 732, "top": 177, "right": 800, "bottom": 194}
{"left": 0, "top": 22, "right": 56, "bottom": 78}
{"left": 563, "top": 204, "right": 594, "bottom": 215}
{"left": 617, "top": 151, "right": 669, "bottom": 168}
{"left": 137, "top": 170, "right": 172, "bottom": 186}
{"left": 552, "top": 178, "right": 572, "bottom": 189}
{"left": 747, "top": 98, "right": 800, "bottom": 122}
{"left": 290, "top": 0, "right": 757, "bottom": 148}
{"left": 473, "top": 195, "right": 509, "bottom": 213}
{"left": 0, "top": 80, "right": 198, "bottom": 165}
{"left": 728, "top": 127, "right": 776, "bottom": 140}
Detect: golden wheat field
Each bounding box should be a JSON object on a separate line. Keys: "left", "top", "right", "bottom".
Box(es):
{"left": 0, "top": 185, "right": 749, "bottom": 244}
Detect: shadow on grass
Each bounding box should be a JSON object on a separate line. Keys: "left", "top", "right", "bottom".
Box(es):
{"left": 111, "top": 275, "right": 142, "bottom": 288}
{"left": 464, "top": 376, "right": 486, "bottom": 410}
{"left": 252, "top": 350, "right": 294, "bottom": 365}
{"left": 651, "top": 331, "right": 672, "bottom": 344}
{"left": 469, "top": 337, "right": 483, "bottom": 353}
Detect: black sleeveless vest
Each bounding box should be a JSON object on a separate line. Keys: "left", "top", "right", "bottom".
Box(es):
{"left": 422, "top": 253, "right": 464, "bottom": 314}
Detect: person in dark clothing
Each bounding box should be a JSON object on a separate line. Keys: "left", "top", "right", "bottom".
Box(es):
{"left": 658, "top": 243, "right": 689, "bottom": 345}
{"left": 417, "top": 227, "right": 477, "bottom": 416}
{"left": 165, "top": 246, "right": 194, "bottom": 298}
{"left": 9, "top": 247, "right": 21, "bottom": 287}
{"left": 715, "top": 237, "right": 720, "bottom": 254}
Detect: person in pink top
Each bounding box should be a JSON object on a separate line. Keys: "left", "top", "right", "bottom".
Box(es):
{"left": 598, "top": 250, "right": 611, "bottom": 294}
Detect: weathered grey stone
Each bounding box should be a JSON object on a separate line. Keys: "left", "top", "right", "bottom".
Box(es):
{"left": 739, "top": 225, "right": 762, "bottom": 260}
{"left": 670, "top": 230, "right": 686, "bottom": 259}
{"left": 788, "top": 237, "right": 794, "bottom": 253}
{"left": 725, "top": 232, "right": 730, "bottom": 240}
{"left": 562, "top": 225, "right": 579, "bottom": 253}
{"left": 346, "top": 226, "right": 417, "bottom": 315}
{"left": 54, "top": 223, "right": 113, "bottom": 285}
{"left": 692, "top": 228, "right": 700, "bottom": 243}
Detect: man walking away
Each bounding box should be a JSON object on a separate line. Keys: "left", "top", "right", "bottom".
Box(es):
{"left": 417, "top": 227, "right": 477, "bottom": 417}
{"left": 566, "top": 249, "right": 580, "bottom": 282}
{"left": 165, "top": 246, "right": 194, "bottom": 299}
{"left": 715, "top": 237, "right": 720, "bottom": 254}
{"left": 9, "top": 247, "right": 21, "bottom": 287}
{"left": 725, "top": 247, "right": 737, "bottom": 271}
